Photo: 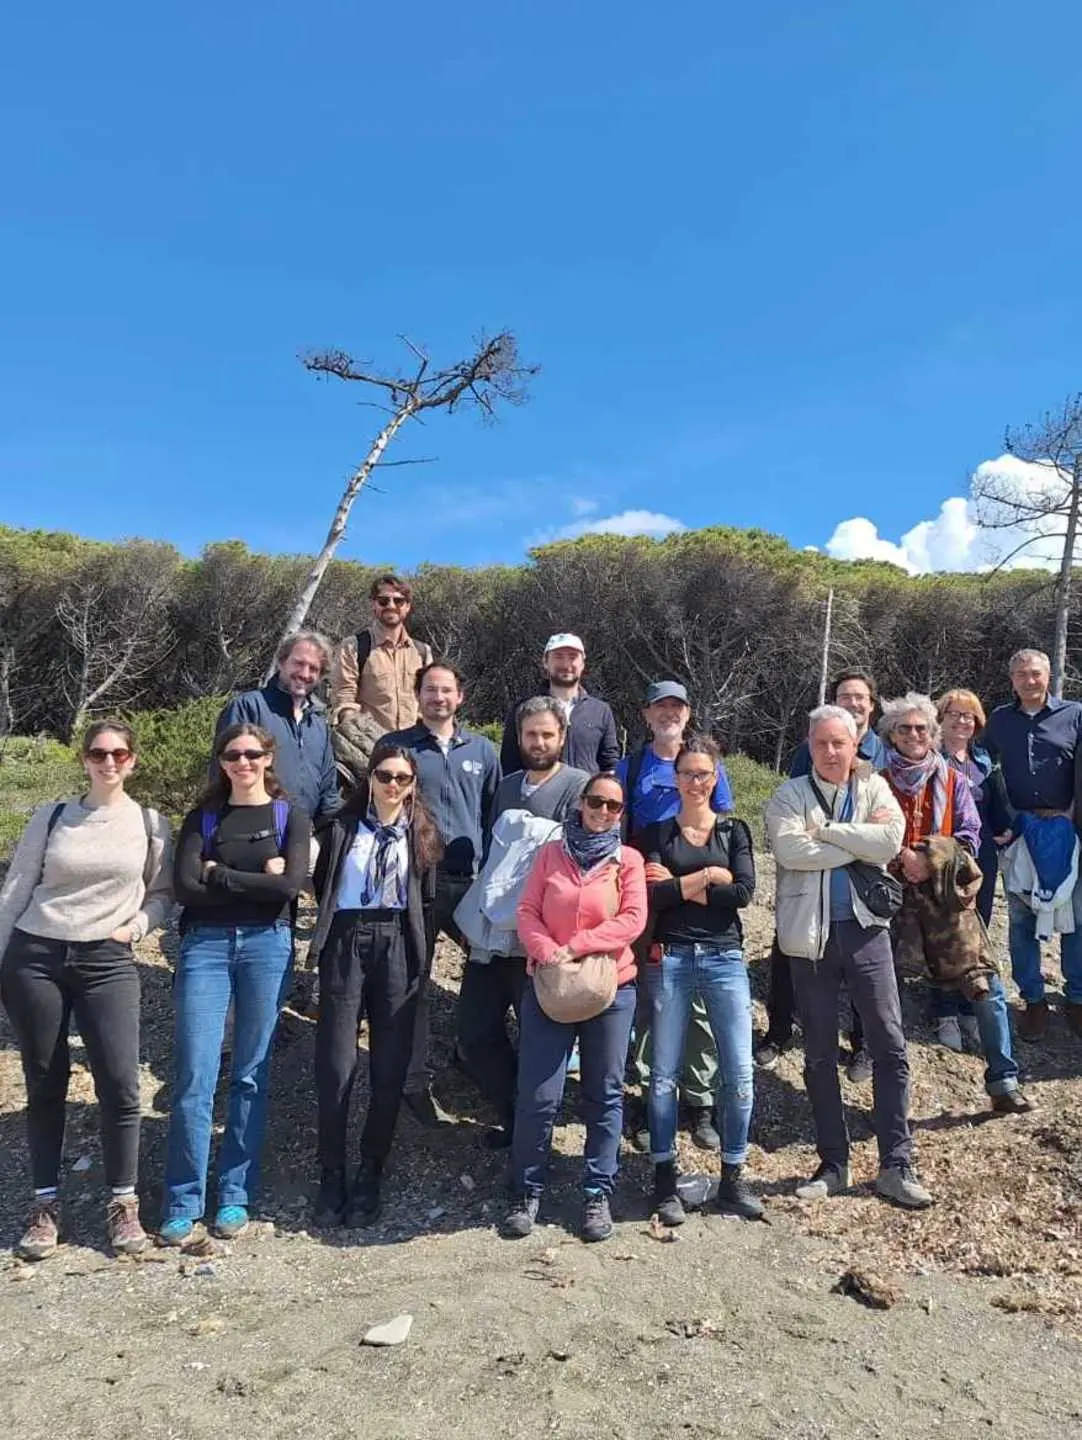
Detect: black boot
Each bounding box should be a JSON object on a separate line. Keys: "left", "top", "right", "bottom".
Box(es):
{"left": 716, "top": 1163, "right": 763, "bottom": 1221}
{"left": 312, "top": 1168, "right": 348, "bottom": 1227}
{"left": 651, "top": 1160, "right": 685, "bottom": 1227}
{"left": 344, "top": 1159, "right": 382, "bottom": 1227}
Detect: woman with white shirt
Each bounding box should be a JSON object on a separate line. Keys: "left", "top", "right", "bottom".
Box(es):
{"left": 308, "top": 741, "right": 444, "bottom": 1228}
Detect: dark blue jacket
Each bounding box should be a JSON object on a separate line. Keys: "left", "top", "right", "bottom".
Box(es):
{"left": 384, "top": 722, "right": 502, "bottom": 877}
{"left": 788, "top": 727, "right": 890, "bottom": 779}
{"left": 983, "top": 695, "right": 1082, "bottom": 830}
{"left": 216, "top": 680, "right": 339, "bottom": 823}
{"left": 500, "top": 689, "right": 620, "bottom": 776}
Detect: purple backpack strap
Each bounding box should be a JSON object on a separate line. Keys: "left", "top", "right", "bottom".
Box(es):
{"left": 199, "top": 807, "right": 219, "bottom": 860}
{"left": 272, "top": 798, "right": 289, "bottom": 851}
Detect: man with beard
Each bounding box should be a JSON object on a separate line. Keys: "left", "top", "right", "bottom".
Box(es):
{"left": 384, "top": 662, "right": 501, "bottom": 1125}
{"left": 618, "top": 681, "right": 733, "bottom": 1153}
{"left": 456, "top": 698, "right": 590, "bottom": 1146}
{"left": 500, "top": 633, "right": 620, "bottom": 776}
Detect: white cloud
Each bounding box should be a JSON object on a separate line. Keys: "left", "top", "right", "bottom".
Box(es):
{"left": 824, "top": 455, "right": 1069, "bottom": 575}
{"left": 553, "top": 509, "right": 688, "bottom": 542}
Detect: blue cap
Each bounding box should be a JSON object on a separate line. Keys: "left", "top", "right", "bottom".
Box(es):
{"left": 645, "top": 680, "right": 689, "bottom": 706}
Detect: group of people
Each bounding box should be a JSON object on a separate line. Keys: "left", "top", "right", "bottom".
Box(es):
{"left": 1, "top": 567, "right": 1078, "bottom": 1258}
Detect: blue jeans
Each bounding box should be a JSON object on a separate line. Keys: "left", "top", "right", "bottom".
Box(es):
{"left": 970, "top": 976, "right": 1019, "bottom": 1096}
{"left": 512, "top": 981, "right": 636, "bottom": 1198}
{"left": 647, "top": 944, "right": 753, "bottom": 1166}
{"left": 163, "top": 923, "right": 292, "bottom": 1221}
{"left": 1007, "top": 878, "right": 1082, "bottom": 1003}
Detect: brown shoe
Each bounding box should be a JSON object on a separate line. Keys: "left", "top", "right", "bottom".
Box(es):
{"left": 16, "top": 1200, "right": 60, "bottom": 1261}
{"left": 1017, "top": 1000, "right": 1049, "bottom": 1041}
{"left": 106, "top": 1194, "right": 148, "bottom": 1257}
{"left": 1066, "top": 1001, "right": 1082, "bottom": 1039}
{"left": 990, "top": 1090, "right": 1035, "bottom": 1115}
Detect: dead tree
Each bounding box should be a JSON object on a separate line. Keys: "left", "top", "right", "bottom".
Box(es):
{"left": 973, "top": 393, "right": 1082, "bottom": 695}
{"left": 267, "top": 332, "right": 538, "bottom": 677}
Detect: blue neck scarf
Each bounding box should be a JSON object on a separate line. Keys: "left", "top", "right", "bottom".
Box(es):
{"left": 563, "top": 812, "right": 621, "bottom": 872}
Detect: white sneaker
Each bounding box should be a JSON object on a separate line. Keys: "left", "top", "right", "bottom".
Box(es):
{"left": 959, "top": 1015, "right": 981, "bottom": 1050}
{"left": 936, "top": 1016, "right": 963, "bottom": 1052}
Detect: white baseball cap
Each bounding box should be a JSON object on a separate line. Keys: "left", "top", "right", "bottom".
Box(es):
{"left": 544, "top": 632, "right": 585, "bottom": 656}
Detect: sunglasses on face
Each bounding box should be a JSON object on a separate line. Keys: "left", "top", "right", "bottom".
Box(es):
{"left": 372, "top": 768, "right": 414, "bottom": 787}
{"left": 86, "top": 747, "right": 132, "bottom": 764}
{"left": 375, "top": 595, "right": 408, "bottom": 608}
{"left": 895, "top": 724, "right": 928, "bottom": 736}
{"left": 221, "top": 749, "right": 267, "bottom": 763}
{"left": 583, "top": 794, "right": 624, "bottom": 815}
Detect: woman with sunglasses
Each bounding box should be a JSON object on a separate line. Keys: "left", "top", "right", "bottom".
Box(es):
{"left": 639, "top": 734, "right": 762, "bottom": 1226}
{"left": 504, "top": 772, "right": 647, "bottom": 1243}
{"left": 0, "top": 720, "right": 173, "bottom": 1261}
{"left": 307, "top": 741, "right": 444, "bottom": 1227}
{"left": 161, "top": 723, "right": 312, "bottom": 1244}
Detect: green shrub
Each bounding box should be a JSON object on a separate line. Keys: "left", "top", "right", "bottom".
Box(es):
{"left": 474, "top": 719, "right": 504, "bottom": 748}
{"left": 125, "top": 695, "right": 228, "bottom": 822}
{"left": 724, "top": 753, "right": 783, "bottom": 844}
{"left": 0, "top": 736, "right": 81, "bottom": 860}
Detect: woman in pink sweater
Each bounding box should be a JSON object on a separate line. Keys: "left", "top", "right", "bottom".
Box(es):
{"left": 503, "top": 772, "right": 647, "bottom": 1243}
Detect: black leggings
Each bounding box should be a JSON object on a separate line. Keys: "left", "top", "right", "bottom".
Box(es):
{"left": 1, "top": 930, "right": 142, "bottom": 1191}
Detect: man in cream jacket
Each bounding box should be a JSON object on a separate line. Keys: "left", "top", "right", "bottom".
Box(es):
{"left": 765, "top": 705, "right": 933, "bottom": 1210}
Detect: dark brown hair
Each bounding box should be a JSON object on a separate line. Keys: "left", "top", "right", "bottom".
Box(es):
{"left": 340, "top": 741, "right": 444, "bottom": 870}
{"left": 82, "top": 717, "right": 137, "bottom": 755}
{"left": 828, "top": 669, "right": 878, "bottom": 706}
{"left": 675, "top": 733, "right": 722, "bottom": 771}
{"left": 370, "top": 573, "right": 413, "bottom": 603}
{"left": 582, "top": 770, "right": 626, "bottom": 803}
{"left": 413, "top": 660, "right": 465, "bottom": 697}
{"left": 201, "top": 723, "right": 286, "bottom": 809}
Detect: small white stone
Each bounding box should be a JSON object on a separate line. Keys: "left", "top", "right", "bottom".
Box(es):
{"left": 362, "top": 1314, "right": 413, "bottom": 1347}
{"left": 459, "top": 1174, "right": 476, "bottom": 1191}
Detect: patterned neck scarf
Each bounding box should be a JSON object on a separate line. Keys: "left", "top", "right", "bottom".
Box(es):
{"left": 359, "top": 805, "right": 410, "bottom": 908}
{"left": 563, "top": 811, "right": 621, "bottom": 872}
{"left": 886, "top": 747, "right": 940, "bottom": 797}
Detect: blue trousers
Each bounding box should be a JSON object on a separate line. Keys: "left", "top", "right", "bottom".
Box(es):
{"left": 1007, "top": 879, "right": 1082, "bottom": 1004}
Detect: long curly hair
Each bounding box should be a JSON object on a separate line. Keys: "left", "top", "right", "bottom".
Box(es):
{"left": 201, "top": 723, "right": 287, "bottom": 809}
{"left": 339, "top": 741, "right": 444, "bottom": 871}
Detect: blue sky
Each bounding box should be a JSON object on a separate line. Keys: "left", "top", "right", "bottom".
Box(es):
{"left": 2, "top": 2, "right": 1079, "bottom": 574}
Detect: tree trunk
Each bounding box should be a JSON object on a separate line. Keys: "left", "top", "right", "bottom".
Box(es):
{"left": 818, "top": 588, "right": 834, "bottom": 705}
{"left": 0, "top": 645, "right": 13, "bottom": 738}
{"left": 266, "top": 404, "right": 417, "bottom": 681}
{"left": 1051, "top": 457, "right": 1082, "bottom": 697}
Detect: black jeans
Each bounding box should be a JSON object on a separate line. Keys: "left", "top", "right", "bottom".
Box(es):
{"left": 456, "top": 955, "right": 528, "bottom": 1126}
{"left": 315, "top": 909, "right": 417, "bottom": 1170}
{"left": 766, "top": 937, "right": 864, "bottom": 1053}
{"left": 0, "top": 930, "right": 142, "bottom": 1191}
{"left": 405, "top": 871, "right": 470, "bottom": 1095}
{"left": 790, "top": 921, "right": 912, "bottom": 1170}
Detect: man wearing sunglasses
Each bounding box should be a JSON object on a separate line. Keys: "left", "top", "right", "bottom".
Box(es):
{"left": 499, "top": 633, "right": 620, "bottom": 777}
{"left": 331, "top": 574, "right": 433, "bottom": 736}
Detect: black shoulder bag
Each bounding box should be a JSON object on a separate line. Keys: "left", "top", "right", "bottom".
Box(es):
{"left": 806, "top": 775, "right": 903, "bottom": 921}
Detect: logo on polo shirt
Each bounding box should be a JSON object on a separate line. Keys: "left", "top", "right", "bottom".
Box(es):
{"left": 462, "top": 759, "right": 483, "bottom": 775}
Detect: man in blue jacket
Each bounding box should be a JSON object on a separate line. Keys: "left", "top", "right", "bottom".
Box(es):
{"left": 500, "top": 633, "right": 620, "bottom": 776}
{"left": 385, "top": 661, "right": 502, "bottom": 1123}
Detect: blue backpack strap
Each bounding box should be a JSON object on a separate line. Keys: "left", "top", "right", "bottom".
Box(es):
{"left": 272, "top": 798, "right": 289, "bottom": 851}
{"left": 199, "top": 807, "right": 220, "bottom": 860}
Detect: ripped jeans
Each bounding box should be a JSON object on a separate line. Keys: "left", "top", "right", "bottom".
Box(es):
{"left": 646, "top": 944, "right": 753, "bottom": 1166}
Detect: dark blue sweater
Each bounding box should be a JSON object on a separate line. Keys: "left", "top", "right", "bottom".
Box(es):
{"left": 216, "top": 680, "right": 339, "bottom": 823}
{"left": 383, "top": 722, "right": 502, "bottom": 876}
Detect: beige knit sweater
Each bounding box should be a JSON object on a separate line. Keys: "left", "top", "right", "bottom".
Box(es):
{"left": 0, "top": 796, "right": 174, "bottom": 957}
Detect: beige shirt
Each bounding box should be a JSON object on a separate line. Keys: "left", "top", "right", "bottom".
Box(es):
{"left": 331, "top": 624, "right": 433, "bottom": 735}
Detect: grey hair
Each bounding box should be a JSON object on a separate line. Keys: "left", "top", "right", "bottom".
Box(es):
{"left": 516, "top": 695, "right": 568, "bottom": 733}
{"left": 276, "top": 629, "right": 334, "bottom": 675}
{"left": 877, "top": 692, "right": 941, "bottom": 745}
{"left": 1008, "top": 647, "right": 1050, "bottom": 674}
{"left": 808, "top": 704, "right": 857, "bottom": 740}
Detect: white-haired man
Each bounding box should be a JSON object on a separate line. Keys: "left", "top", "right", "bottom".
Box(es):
{"left": 765, "top": 705, "right": 933, "bottom": 1209}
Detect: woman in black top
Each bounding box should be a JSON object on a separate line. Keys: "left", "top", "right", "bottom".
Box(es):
{"left": 161, "top": 723, "right": 311, "bottom": 1245}
{"left": 308, "top": 740, "right": 443, "bottom": 1229}
{"left": 640, "top": 735, "right": 760, "bottom": 1226}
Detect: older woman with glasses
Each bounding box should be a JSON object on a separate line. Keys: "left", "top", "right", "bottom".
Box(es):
{"left": 307, "top": 741, "right": 444, "bottom": 1228}
{"left": 879, "top": 694, "right": 1030, "bottom": 1114}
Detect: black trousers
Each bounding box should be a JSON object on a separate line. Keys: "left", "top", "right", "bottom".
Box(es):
{"left": 404, "top": 872, "right": 470, "bottom": 1095}
{"left": 456, "top": 955, "right": 528, "bottom": 1126}
{"left": 315, "top": 909, "right": 417, "bottom": 1170}
{"left": 0, "top": 930, "right": 142, "bottom": 1191}
{"left": 765, "top": 938, "right": 864, "bottom": 1052}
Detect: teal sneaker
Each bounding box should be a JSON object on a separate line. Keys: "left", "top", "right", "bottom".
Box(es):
{"left": 214, "top": 1205, "right": 249, "bottom": 1239}
{"left": 159, "top": 1216, "right": 195, "bottom": 1247}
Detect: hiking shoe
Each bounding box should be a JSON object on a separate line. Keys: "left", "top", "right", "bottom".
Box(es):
{"left": 1017, "top": 1000, "right": 1049, "bottom": 1041}
{"left": 652, "top": 1161, "right": 686, "bottom": 1227}
{"left": 875, "top": 1164, "right": 933, "bottom": 1210}
{"left": 991, "top": 1089, "right": 1035, "bottom": 1115}
{"left": 935, "top": 1016, "right": 963, "bottom": 1052}
{"left": 846, "top": 1048, "right": 873, "bottom": 1084}
{"left": 689, "top": 1109, "right": 721, "bottom": 1153}
{"left": 716, "top": 1164, "right": 763, "bottom": 1221}
{"left": 16, "top": 1200, "right": 60, "bottom": 1261}
{"left": 795, "top": 1163, "right": 851, "bottom": 1201}
{"left": 214, "top": 1205, "right": 249, "bottom": 1240}
{"left": 344, "top": 1161, "right": 382, "bottom": 1228}
{"left": 1066, "top": 1001, "right": 1082, "bottom": 1040}
{"left": 581, "top": 1191, "right": 613, "bottom": 1243}
{"left": 159, "top": 1216, "right": 195, "bottom": 1247}
{"left": 106, "top": 1195, "right": 148, "bottom": 1256}
{"left": 313, "top": 1169, "right": 348, "bottom": 1227}
{"left": 502, "top": 1194, "right": 540, "bottom": 1239}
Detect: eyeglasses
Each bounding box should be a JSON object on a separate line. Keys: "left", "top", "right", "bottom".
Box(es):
{"left": 86, "top": 747, "right": 132, "bottom": 764}
{"left": 375, "top": 595, "right": 408, "bottom": 608}
{"left": 944, "top": 711, "right": 976, "bottom": 724}
{"left": 895, "top": 724, "right": 929, "bottom": 736}
{"left": 677, "top": 769, "right": 715, "bottom": 784}
{"left": 583, "top": 795, "right": 624, "bottom": 815}
{"left": 372, "top": 768, "right": 414, "bottom": 787}
{"left": 220, "top": 749, "right": 267, "bottom": 763}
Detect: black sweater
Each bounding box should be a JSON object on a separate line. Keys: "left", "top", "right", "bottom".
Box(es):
{"left": 639, "top": 815, "right": 755, "bottom": 949}
{"left": 174, "top": 800, "right": 311, "bottom": 930}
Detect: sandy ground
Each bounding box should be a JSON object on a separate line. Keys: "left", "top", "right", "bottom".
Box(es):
{"left": 1, "top": 861, "right": 1081, "bottom": 1440}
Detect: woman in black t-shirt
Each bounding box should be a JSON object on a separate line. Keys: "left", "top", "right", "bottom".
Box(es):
{"left": 161, "top": 724, "right": 311, "bottom": 1246}
{"left": 640, "top": 735, "right": 761, "bottom": 1227}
